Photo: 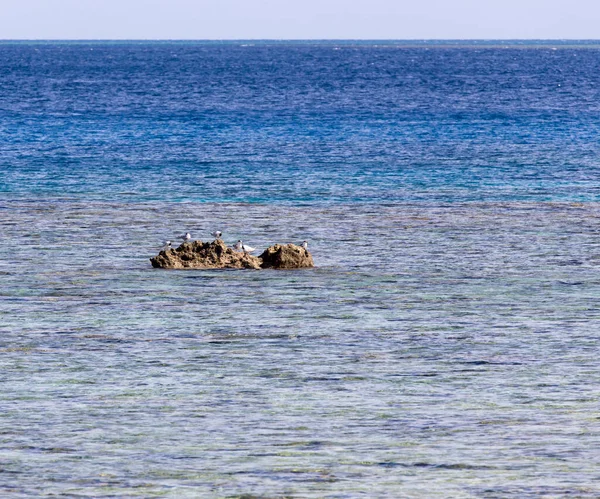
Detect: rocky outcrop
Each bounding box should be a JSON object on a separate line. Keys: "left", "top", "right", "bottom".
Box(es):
{"left": 151, "top": 239, "right": 262, "bottom": 269}
{"left": 259, "top": 243, "right": 314, "bottom": 269}
{"left": 150, "top": 240, "right": 313, "bottom": 270}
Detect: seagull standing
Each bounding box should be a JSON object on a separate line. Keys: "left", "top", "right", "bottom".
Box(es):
{"left": 301, "top": 241, "right": 308, "bottom": 250}
{"left": 211, "top": 231, "right": 222, "bottom": 239}
{"left": 161, "top": 240, "right": 172, "bottom": 251}
{"left": 180, "top": 232, "right": 191, "bottom": 243}
{"left": 234, "top": 240, "right": 256, "bottom": 253}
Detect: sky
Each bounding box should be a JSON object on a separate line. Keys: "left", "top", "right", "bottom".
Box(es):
{"left": 1, "top": 0, "right": 599, "bottom": 40}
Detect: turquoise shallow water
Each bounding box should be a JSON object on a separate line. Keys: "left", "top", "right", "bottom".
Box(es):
{"left": 2, "top": 200, "right": 600, "bottom": 497}
{"left": 2, "top": 42, "right": 600, "bottom": 497}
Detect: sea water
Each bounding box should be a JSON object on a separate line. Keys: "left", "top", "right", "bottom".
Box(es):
{"left": 1, "top": 41, "right": 600, "bottom": 498}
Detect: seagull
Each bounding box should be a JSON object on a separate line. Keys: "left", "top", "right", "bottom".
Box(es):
{"left": 233, "top": 240, "right": 256, "bottom": 253}
{"left": 301, "top": 240, "right": 308, "bottom": 250}
{"left": 162, "top": 240, "right": 172, "bottom": 250}
{"left": 180, "top": 232, "right": 191, "bottom": 243}
{"left": 211, "top": 231, "right": 222, "bottom": 239}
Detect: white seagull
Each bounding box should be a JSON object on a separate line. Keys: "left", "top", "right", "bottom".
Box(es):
{"left": 180, "top": 232, "right": 191, "bottom": 243}
{"left": 233, "top": 240, "right": 256, "bottom": 253}
{"left": 301, "top": 240, "right": 308, "bottom": 250}
{"left": 162, "top": 240, "right": 172, "bottom": 249}
{"left": 211, "top": 231, "right": 222, "bottom": 239}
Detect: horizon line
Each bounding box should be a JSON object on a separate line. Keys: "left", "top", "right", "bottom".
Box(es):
{"left": 1, "top": 38, "right": 600, "bottom": 42}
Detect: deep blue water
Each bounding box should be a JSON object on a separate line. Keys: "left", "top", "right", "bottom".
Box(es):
{"left": 2, "top": 43, "right": 600, "bottom": 498}
{"left": 2, "top": 41, "right": 600, "bottom": 203}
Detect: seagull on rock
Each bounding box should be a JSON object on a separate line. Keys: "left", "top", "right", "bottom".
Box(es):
{"left": 180, "top": 232, "right": 191, "bottom": 243}
{"left": 301, "top": 241, "right": 308, "bottom": 250}
{"left": 162, "top": 240, "right": 172, "bottom": 250}
{"left": 211, "top": 231, "right": 222, "bottom": 239}
{"left": 233, "top": 240, "right": 256, "bottom": 253}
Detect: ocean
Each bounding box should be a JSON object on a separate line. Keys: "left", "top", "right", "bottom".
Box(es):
{"left": 1, "top": 41, "right": 600, "bottom": 498}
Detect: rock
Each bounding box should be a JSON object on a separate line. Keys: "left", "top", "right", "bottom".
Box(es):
{"left": 259, "top": 243, "right": 314, "bottom": 269}
{"left": 150, "top": 240, "right": 314, "bottom": 270}
{"left": 150, "top": 239, "right": 262, "bottom": 270}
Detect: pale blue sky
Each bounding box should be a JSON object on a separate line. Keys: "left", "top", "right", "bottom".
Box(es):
{"left": 1, "top": 0, "right": 599, "bottom": 39}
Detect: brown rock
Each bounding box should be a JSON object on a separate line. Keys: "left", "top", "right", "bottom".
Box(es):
{"left": 150, "top": 239, "right": 262, "bottom": 270}
{"left": 259, "top": 243, "right": 314, "bottom": 269}
{"left": 150, "top": 240, "right": 314, "bottom": 270}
